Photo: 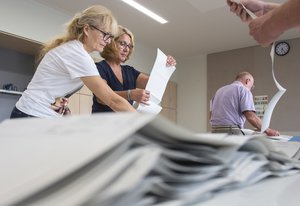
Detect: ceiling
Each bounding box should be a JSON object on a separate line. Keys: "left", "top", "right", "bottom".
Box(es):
{"left": 34, "top": 0, "right": 299, "bottom": 58}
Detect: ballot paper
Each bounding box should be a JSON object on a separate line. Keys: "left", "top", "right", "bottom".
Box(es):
{"left": 0, "top": 113, "right": 300, "bottom": 206}
{"left": 0, "top": 113, "right": 155, "bottom": 206}
{"left": 136, "top": 48, "right": 176, "bottom": 114}
{"left": 261, "top": 44, "right": 286, "bottom": 132}
{"left": 271, "top": 141, "right": 300, "bottom": 159}
{"left": 240, "top": 2, "right": 287, "bottom": 133}
{"left": 240, "top": 2, "right": 257, "bottom": 19}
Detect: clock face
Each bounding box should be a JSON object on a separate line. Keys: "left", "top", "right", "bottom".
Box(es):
{"left": 275, "top": 42, "right": 290, "bottom": 56}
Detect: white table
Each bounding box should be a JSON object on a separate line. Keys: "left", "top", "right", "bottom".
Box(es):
{"left": 198, "top": 174, "right": 300, "bottom": 206}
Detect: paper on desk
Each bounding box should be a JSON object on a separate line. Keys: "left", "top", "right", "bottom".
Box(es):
{"left": 271, "top": 141, "right": 300, "bottom": 159}
{"left": 86, "top": 146, "right": 161, "bottom": 206}
{"left": 136, "top": 48, "right": 176, "bottom": 114}
{"left": 269, "top": 134, "right": 292, "bottom": 142}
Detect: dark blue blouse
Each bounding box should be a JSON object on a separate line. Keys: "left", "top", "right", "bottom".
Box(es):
{"left": 92, "top": 60, "right": 140, "bottom": 113}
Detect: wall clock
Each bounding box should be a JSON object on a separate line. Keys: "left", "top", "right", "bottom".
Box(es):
{"left": 275, "top": 41, "right": 290, "bottom": 56}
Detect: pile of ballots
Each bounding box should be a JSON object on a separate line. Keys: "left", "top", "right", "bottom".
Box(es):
{"left": 0, "top": 113, "right": 299, "bottom": 206}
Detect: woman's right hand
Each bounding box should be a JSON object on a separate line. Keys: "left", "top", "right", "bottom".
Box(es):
{"left": 131, "top": 88, "right": 151, "bottom": 105}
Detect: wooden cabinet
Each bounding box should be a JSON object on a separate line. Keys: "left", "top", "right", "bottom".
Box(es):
{"left": 68, "top": 81, "right": 178, "bottom": 123}
{"left": 160, "top": 81, "right": 177, "bottom": 123}
{"left": 161, "top": 81, "right": 177, "bottom": 109}
{"left": 159, "top": 107, "right": 177, "bottom": 122}
{"left": 68, "top": 85, "right": 93, "bottom": 115}
{"left": 68, "top": 93, "right": 80, "bottom": 114}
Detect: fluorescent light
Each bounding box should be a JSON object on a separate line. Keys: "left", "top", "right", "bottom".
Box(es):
{"left": 121, "top": 0, "right": 168, "bottom": 24}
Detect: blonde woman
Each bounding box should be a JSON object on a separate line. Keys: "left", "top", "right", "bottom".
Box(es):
{"left": 10, "top": 5, "right": 135, "bottom": 118}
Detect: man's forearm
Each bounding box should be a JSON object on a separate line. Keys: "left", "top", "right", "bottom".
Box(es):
{"left": 263, "top": 1, "right": 280, "bottom": 13}
{"left": 267, "top": 0, "right": 300, "bottom": 35}
{"left": 244, "top": 111, "right": 262, "bottom": 130}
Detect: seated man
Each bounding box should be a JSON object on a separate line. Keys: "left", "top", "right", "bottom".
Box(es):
{"left": 209, "top": 72, "right": 279, "bottom": 136}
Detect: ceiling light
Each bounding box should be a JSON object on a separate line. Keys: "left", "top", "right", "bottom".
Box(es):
{"left": 121, "top": 0, "right": 168, "bottom": 24}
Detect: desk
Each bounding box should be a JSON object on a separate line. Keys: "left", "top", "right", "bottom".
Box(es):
{"left": 290, "top": 136, "right": 300, "bottom": 142}
{"left": 198, "top": 174, "right": 300, "bottom": 206}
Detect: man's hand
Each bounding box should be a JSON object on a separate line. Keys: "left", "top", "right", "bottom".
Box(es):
{"left": 265, "top": 128, "right": 280, "bottom": 136}
{"left": 227, "top": 0, "right": 266, "bottom": 22}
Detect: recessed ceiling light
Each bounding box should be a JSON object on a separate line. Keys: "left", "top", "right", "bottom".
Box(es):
{"left": 121, "top": 0, "right": 168, "bottom": 24}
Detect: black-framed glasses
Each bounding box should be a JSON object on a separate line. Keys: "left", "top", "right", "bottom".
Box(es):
{"left": 90, "top": 25, "right": 114, "bottom": 41}
{"left": 117, "top": 40, "right": 134, "bottom": 50}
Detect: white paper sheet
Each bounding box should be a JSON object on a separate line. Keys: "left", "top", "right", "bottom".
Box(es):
{"left": 261, "top": 44, "right": 286, "bottom": 132}
{"left": 239, "top": 1, "right": 287, "bottom": 133}
{"left": 1, "top": 112, "right": 300, "bottom": 205}
{"left": 0, "top": 113, "right": 155, "bottom": 206}
{"left": 271, "top": 141, "right": 300, "bottom": 158}
{"left": 136, "top": 101, "right": 162, "bottom": 114}
{"left": 136, "top": 48, "right": 176, "bottom": 114}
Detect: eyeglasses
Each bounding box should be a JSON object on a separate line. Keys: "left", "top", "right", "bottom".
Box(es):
{"left": 117, "top": 41, "right": 134, "bottom": 50}
{"left": 90, "top": 25, "right": 114, "bottom": 41}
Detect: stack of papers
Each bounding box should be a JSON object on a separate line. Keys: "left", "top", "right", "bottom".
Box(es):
{"left": 0, "top": 113, "right": 299, "bottom": 205}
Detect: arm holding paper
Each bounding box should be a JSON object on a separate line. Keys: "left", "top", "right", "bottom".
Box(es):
{"left": 135, "top": 50, "right": 176, "bottom": 114}
{"left": 113, "top": 54, "right": 176, "bottom": 106}
{"left": 210, "top": 72, "right": 280, "bottom": 136}
{"left": 227, "top": 0, "right": 300, "bottom": 46}
{"left": 243, "top": 111, "right": 280, "bottom": 136}
{"left": 134, "top": 55, "right": 176, "bottom": 90}
{"left": 92, "top": 25, "right": 176, "bottom": 113}
{"left": 227, "top": 0, "right": 279, "bottom": 22}
{"left": 131, "top": 55, "right": 176, "bottom": 105}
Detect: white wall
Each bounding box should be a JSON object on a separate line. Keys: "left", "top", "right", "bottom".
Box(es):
{"left": 127, "top": 40, "right": 157, "bottom": 74}
{"left": 0, "top": 0, "right": 70, "bottom": 43}
{"left": 177, "top": 54, "right": 207, "bottom": 133}
{"left": 0, "top": 71, "right": 32, "bottom": 122}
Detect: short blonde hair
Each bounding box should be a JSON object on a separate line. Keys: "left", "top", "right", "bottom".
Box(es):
{"left": 101, "top": 25, "right": 135, "bottom": 62}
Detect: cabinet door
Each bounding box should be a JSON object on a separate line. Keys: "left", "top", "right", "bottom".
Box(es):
{"left": 79, "top": 94, "right": 93, "bottom": 115}
{"left": 79, "top": 85, "right": 92, "bottom": 96}
{"left": 68, "top": 86, "right": 93, "bottom": 115}
{"left": 68, "top": 93, "right": 80, "bottom": 115}
{"left": 160, "top": 108, "right": 177, "bottom": 123}
{"left": 160, "top": 81, "right": 177, "bottom": 122}
{"left": 161, "top": 81, "right": 177, "bottom": 109}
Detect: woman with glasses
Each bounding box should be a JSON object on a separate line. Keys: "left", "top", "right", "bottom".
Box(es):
{"left": 92, "top": 25, "right": 176, "bottom": 113}
{"left": 10, "top": 5, "right": 135, "bottom": 118}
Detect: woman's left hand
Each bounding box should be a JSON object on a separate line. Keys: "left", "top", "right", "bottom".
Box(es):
{"left": 166, "top": 55, "right": 176, "bottom": 67}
